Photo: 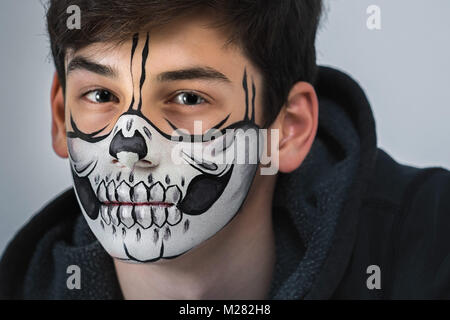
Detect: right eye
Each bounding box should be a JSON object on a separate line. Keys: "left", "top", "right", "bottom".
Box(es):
{"left": 84, "top": 89, "right": 118, "bottom": 103}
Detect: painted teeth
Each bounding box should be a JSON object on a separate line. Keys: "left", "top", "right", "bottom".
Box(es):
{"left": 96, "top": 178, "right": 184, "bottom": 205}
{"left": 97, "top": 182, "right": 108, "bottom": 202}
{"left": 165, "top": 185, "right": 182, "bottom": 204}
{"left": 149, "top": 182, "right": 165, "bottom": 202}
{"left": 166, "top": 206, "right": 182, "bottom": 226}
{"left": 100, "top": 205, "right": 110, "bottom": 225}
{"left": 107, "top": 181, "right": 116, "bottom": 201}
{"left": 95, "top": 177, "right": 186, "bottom": 230}
{"left": 132, "top": 182, "right": 148, "bottom": 202}
{"left": 110, "top": 206, "right": 120, "bottom": 226}
{"left": 135, "top": 206, "right": 152, "bottom": 229}
{"left": 119, "top": 206, "right": 134, "bottom": 228}
{"left": 116, "top": 181, "right": 131, "bottom": 202}
{"left": 99, "top": 204, "right": 182, "bottom": 230}
{"left": 151, "top": 207, "right": 166, "bottom": 228}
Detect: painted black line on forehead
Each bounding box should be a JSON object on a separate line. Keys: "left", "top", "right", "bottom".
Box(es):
{"left": 137, "top": 32, "right": 150, "bottom": 111}
{"left": 242, "top": 68, "right": 256, "bottom": 123}
{"left": 127, "top": 33, "right": 139, "bottom": 111}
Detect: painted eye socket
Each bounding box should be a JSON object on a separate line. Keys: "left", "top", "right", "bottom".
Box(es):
{"left": 84, "top": 89, "right": 118, "bottom": 103}
{"left": 173, "top": 92, "right": 206, "bottom": 106}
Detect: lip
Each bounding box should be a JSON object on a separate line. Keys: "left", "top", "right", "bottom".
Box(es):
{"left": 102, "top": 201, "right": 174, "bottom": 207}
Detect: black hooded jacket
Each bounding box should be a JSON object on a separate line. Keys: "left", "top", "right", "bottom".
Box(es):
{"left": 1, "top": 66, "right": 449, "bottom": 299}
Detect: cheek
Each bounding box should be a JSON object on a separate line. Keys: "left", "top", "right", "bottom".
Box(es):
{"left": 251, "top": 89, "right": 265, "bottom": 127}
{"left": 255, "top": 104, "right": 265, "bottom": 128}
{"left": 67, "top": 137, "right": 100, "bottom": 175}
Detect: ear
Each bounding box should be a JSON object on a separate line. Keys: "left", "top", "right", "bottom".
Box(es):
{"left": 270, "top": 81, "right": 318, "bottom": 173}
{"left": 51, "top": 72, "right": 68, "bottom": 158}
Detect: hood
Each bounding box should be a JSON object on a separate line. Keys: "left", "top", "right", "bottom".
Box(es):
{"left": 269, "top": 66, "right": 377, "bottom": 299}
{"left": 0, "top": 66, "right": 378, "bottom": 299}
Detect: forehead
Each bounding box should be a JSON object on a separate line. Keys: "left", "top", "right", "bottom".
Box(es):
{"left": 65, "top": 14, "right": 256, "bottom": 83}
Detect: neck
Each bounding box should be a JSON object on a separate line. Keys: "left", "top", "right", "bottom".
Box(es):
{"left": 114, "top": 173, "right": 276, "bottom": 300}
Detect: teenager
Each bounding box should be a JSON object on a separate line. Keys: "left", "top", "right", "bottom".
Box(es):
{"left": 1, "top": 0, "right": 449, "bottom": 299}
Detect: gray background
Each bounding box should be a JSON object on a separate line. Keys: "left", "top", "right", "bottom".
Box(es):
{"left": 1, "top": 0, "right": 449, "bottom": 256}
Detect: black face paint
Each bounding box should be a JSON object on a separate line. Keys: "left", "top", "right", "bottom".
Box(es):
{"left": 71, "top": 166, "right": 100, "bottom": 219}
{"left": 67, "top": 32, "right": 262, "bottom": 263}
{"left": 137, "top": 32, "right": 149, "bottom": 111}
{"left": 178, "top": 164, "right": 234, "bottom": 215}
{"left": 109, "top": 130, "right": 148, "bottom": 160}
{"left": 67, "top": 115, "right": 109, "bottom": 143}
{"left": 127, "top": 33, "right": 139, "bottom": 110}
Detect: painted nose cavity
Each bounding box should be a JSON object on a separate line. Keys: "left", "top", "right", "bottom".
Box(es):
{"left": 109, "top": 129, "right": 148, "bottom": 168}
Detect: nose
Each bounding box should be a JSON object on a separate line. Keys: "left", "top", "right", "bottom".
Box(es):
{"left": 109, "top": 129, "right": 148, "bottom": 168}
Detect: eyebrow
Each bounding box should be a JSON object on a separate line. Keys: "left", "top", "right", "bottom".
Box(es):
{"left": 66, "top": 56, "right": 118, "bottom": 78}
{"left": 156, "top": 67, "right": 231, "bottom": 84}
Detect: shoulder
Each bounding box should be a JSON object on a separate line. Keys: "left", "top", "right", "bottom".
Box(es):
{"left": 0, "top": 188, "right": 79, "bottom": 299}
{"left": 364, "top": 148, "right": 450, "bottom": 212}
{"left": 363, "top": 148, "right": 450, "bottom": 298}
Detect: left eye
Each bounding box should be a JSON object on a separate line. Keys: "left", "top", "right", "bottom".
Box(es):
{"left": 84, "top": 89, "right": 118, "bottom": 103}
{"left": 173, "top": 92, "right": 206, "bottom": 106}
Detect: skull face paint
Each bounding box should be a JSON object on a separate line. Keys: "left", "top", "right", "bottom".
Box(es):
{"left": 66, "top": 33, "right": 262, "bottom": 263}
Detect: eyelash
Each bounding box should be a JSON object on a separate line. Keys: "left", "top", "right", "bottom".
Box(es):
{"left": 169, "top": 91, "right": 209, "bottom": 107}
{"left": 81, "top": 89, "right": 209, "bottom": 106}
{"left": 82, "top": 88, "right": 119, "bottom": 104}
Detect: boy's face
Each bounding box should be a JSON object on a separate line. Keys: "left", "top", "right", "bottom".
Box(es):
{"left": 62, "top": 15, "right": 266, "bottom": 262}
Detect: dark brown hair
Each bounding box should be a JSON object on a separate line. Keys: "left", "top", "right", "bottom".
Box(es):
{"left": 46, "top": 0, "right": 323, "bottom": 127}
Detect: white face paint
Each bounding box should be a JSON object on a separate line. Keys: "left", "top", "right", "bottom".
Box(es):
{"left": 66, "top": 33, "right": 262, "bottom": 263}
